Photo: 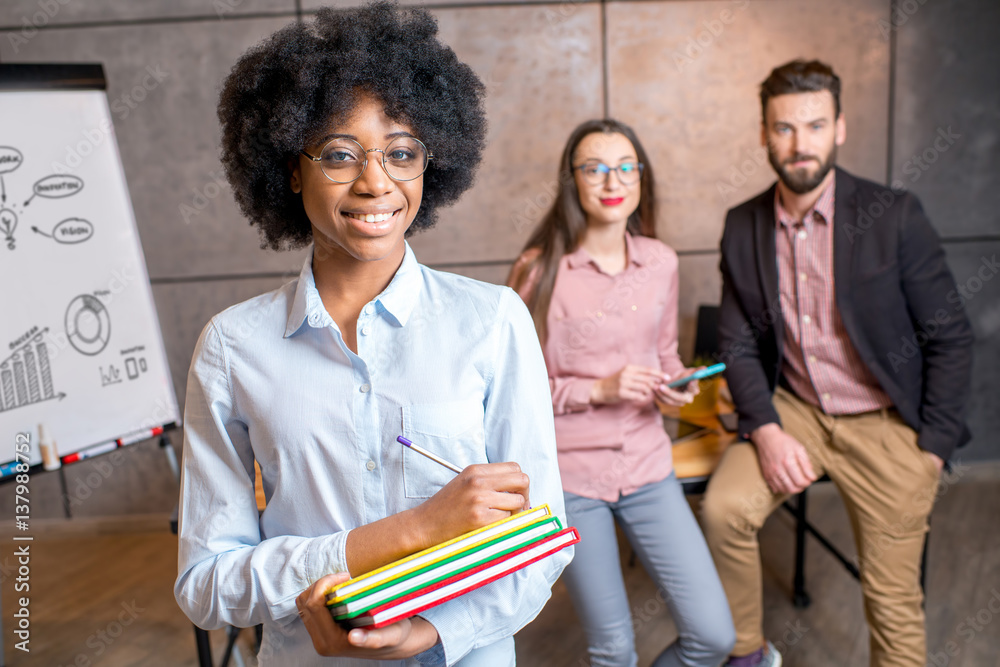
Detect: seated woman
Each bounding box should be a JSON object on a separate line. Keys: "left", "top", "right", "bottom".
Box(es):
{"left": 174, "top": 4, "right": 570, "bottom": 665}
{"left": 508, "top": 119, "right": 735, "bottom": 667}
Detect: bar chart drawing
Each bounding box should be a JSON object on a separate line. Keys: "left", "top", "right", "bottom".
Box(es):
{"left": 0, "top": 329, "right": 65, "bottom": 413}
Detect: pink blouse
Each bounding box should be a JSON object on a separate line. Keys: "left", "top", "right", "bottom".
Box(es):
{"left": 513, "top": 233, "right": 686, "bottom": 501}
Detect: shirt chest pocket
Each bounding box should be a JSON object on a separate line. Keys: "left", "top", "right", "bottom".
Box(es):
{"left": 401, "top": 399, "right": 488, "bottom": 499}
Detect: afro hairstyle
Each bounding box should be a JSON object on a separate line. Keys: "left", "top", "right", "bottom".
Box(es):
{"left": 217, "top": 2, "right": 488, "bottom": 250}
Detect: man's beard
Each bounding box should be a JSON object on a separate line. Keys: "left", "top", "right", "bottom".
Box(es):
{"left": 768, "top": 144, "right": 837, "bottom": 194}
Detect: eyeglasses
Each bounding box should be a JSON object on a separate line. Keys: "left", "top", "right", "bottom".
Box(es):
{"left": 574, "top": 160, "right": 643, "bottom": 186}
{"left": 300, "top": 136, "right": 432, "bottom": 184}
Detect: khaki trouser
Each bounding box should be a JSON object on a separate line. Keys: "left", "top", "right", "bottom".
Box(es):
{"left": 702, "top": 386, "right": 940, "bottom": 667}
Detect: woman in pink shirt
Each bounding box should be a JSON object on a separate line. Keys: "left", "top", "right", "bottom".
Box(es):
{"left": 508, "top": 119, "right": 734, "bottom": 667}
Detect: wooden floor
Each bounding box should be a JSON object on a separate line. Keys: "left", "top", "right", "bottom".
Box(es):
{"left": 3, "top": 462, "right": 999, "bottom": 666}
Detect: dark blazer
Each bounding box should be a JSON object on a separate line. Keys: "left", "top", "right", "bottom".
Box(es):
{"left": 718, "top": 167, "right": 973, "bottom": 460}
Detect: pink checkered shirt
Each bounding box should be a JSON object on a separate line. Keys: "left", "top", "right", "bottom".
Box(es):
{"left": 775, "top": 180, "right": 893, "bottom": 415}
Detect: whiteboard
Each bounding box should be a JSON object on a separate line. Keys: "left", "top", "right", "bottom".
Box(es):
{"left": 0, "top": 75, "right": 179, "bottom": 467}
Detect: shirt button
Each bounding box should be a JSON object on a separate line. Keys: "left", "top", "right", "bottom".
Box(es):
{"left": 822, "top": 392, "right": 831, "bottom": 401}
{"left": 799, "top": 273, "right": 808, "bottom": 282}
{"left": 308, "top": 314, "right": 322, "bottom": 327}
{"left": 631, "top": 305, "right": 638, "bottom": 311}
{"left": 798, "top": 230, "right": 808, "bottom": 240}
{"left": 366, "top": 460, "right": 376, "bottom": 471}
{"left": 809, "top": 354, "right": 817, "bottom": 362}
{"left": 364, "top": 304, "right": 374, "bottom": 315}
{"left": 802, "top": 314, "right": 812, "bottom": 324}
{"left": 359, "top": 383, "right": 371, "bottom": 393}
{"left": 596, "top": 311, "right": 603, "bottom": 319}
{"left": 361, "top": 325, "right": 371, "bottom": 336}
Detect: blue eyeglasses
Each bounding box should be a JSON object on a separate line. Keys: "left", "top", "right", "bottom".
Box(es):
{"left": 574, "top": 160, "right": 644, "bottom": 185}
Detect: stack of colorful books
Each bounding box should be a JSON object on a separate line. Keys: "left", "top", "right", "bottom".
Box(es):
{"left": 325, "top": 504, "right": 579, "bottom": 629}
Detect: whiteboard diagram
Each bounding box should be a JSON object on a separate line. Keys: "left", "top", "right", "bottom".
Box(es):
{"left": 0, "top": 72, "right": 179, "bottom": 467}
{"left": 0, "top": 145, "right": 89, "bottom": 250}
{"left": 65, "top": 294, "right": 111, "bottom": 356}
{"left": 0, "top": 329, "right": 66, "bottom": 414}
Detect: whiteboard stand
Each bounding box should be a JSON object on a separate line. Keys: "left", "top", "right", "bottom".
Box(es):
{"left": 58, "top": 467, "right": 71, "bottom": 519}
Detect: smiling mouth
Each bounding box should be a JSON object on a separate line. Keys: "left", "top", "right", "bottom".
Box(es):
{"left": 345, "top": 210, "right": 399, "bottom": 223}
{"left": 600, "top": 198, "right": 624, "bottom": 206}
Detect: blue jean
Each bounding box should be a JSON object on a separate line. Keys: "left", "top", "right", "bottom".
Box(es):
{"left": 562, "top": 474, "right": 735, "bottom": 667}
{"left": 454, "top": 636, "right": 515, "bottom": 666}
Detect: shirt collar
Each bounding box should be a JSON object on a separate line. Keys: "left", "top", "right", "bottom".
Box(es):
{"left": 565, "top": 231, "right": 646, "bottom": 270}
{"left": 775, "top": 177, "right": 836, "bottom": 228}
{"left": 284, "top": 242, "right": 421, "bottom": 338}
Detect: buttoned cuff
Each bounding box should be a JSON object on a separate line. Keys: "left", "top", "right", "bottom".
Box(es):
{"left": 272, "top": 530, "right": 351, "bottom": 623}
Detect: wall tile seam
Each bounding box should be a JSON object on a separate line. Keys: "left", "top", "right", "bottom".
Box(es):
{"left": 0, "top": 10, "right": 299, "bottom": 34}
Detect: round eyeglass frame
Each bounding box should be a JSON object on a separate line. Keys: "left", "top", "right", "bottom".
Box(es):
{"left": 573, "top": 160, "right": 644, "bottom": 186}
{"left": 300, "top": 136, "right": 433, "bottom": 184}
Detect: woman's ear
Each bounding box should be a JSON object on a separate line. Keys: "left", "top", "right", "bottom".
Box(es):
{"left": 289, "top": 158, "right": 302, "bottom": 194}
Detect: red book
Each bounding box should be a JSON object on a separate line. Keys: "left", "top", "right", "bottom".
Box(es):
{"left": 341, "top": 527, "right": 579, "bottom": 629}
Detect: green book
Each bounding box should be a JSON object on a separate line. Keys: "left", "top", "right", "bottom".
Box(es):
{"left": 331, "top": 515, "right": 562, "bottom": 619}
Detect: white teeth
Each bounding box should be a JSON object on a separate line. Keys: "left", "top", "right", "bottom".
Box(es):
{"left": 350, "top": 212, "right": 392, "bottom": 223}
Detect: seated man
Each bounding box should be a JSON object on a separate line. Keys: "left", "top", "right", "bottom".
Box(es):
{"left": 702, "top": 59, "right": 973, "bottom": 667}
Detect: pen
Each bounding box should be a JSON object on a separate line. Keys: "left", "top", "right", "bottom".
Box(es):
{"left": 62, "top": 440, "right": 118, "bottom": 464}
{"left": 118, "top": 425, "right": 164, "bottom": 447}
{"left": 397, "top": 436, "right": 463, "bottom": 474}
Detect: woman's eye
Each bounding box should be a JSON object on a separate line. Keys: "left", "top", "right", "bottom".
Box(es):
{"left": 324, "top": 151, "right": 356, "bottom": 163}
{"left": 389, "top": 149, "right": 415, "bottom": 161}
{"left": 620, "top": 163, "right": 637, "bottom": 173}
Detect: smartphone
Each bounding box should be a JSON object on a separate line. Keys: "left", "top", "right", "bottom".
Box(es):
{"left": 665, "top": 362, "right": 726, "bottom": 389}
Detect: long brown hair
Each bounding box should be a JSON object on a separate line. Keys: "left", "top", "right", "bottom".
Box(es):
{"left": 510, "top": 119, "right": 657, "bottom": 341}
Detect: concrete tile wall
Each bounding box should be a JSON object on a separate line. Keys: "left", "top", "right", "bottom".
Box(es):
{"left": 943, "top": 242, "right": 1000, "bottom": 463}
{"left": 890, "top": 0, "right": 1000, "bottom": 461}
{"left": 892, "top": 0, "right": 1000, "bottom": 237}
{"left": 606, "top": 0, "right": 891, "bottom": 252}
{"left": 410, "top": 4, "right": 605, "bottom": 264}
{"left": 1, "top": 0, "right": 997, "bottom": 520}
{"left": 1, "top": 0, "right": 293, "bottom": 28}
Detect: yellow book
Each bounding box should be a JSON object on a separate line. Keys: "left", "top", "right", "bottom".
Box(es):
{"left": 326, "top": 505, "right": 552, "bottom": 604}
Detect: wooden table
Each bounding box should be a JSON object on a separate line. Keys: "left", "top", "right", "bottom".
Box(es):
{"left": 662, "top": 380, "right": 739, "bottom": 494}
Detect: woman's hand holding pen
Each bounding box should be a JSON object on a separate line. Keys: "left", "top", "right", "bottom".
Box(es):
{"left": 296, "top": 572, "right": 439, "bottom": 659}
{"left": 413, "top": 462, "right": 531, "bottom": 548}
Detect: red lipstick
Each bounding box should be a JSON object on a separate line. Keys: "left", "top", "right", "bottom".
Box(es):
{"left": 600, "top": 197, "right": 624, "bottom": 206}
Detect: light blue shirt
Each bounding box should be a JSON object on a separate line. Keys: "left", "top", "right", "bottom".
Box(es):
{"left": 174, "top": 244, "right": 570, "bottom": 666}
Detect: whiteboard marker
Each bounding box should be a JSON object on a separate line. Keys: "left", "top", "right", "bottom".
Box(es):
{"left": 0, "top": 461, "right": 22, "bottom": 478}
{"left": 62, "top": 440, "right": 118, "bottom": 464}
{"left": 117, "top": 425, "right": 164, "bottom": 447}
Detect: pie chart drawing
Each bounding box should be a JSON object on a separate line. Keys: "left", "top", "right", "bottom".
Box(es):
{"left": 65, "top": 295, "right": 111, "bottom": 356}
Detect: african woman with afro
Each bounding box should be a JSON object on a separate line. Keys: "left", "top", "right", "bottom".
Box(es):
{"left": 174, "top": 4, "right": 571, "bottom": 665}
